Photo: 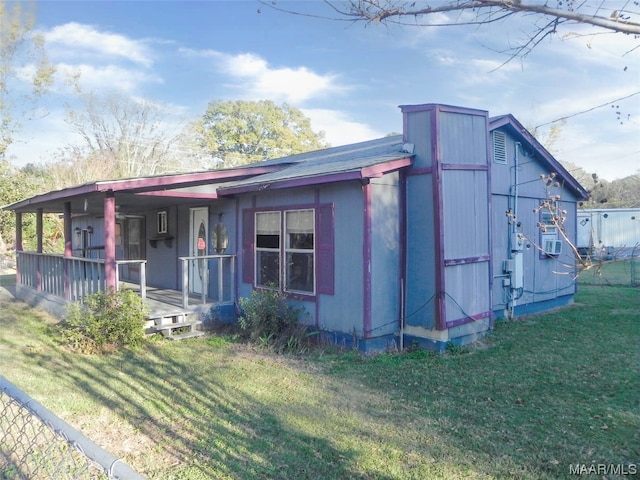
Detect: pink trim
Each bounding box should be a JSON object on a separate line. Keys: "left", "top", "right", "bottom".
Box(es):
{"left": 104, "top": 192, "right": 117, "bottom": 291}
{"left": 36, "top": 209, "right": 43, "bottom": 253}
{"left": 63, "top": 203, "right": 72, "bottom": 300}
{"left": 431, "top": 107, "right": 447, "bottom": 330}
{"left": 7, "top": 166, "right": 281, "bottom": 211}
{"left": 360, "top": 157, "right": 412, "bottom": 178}
{"left": 36, "top": 209, "right": 43, "bottom": 291}
{"left": 15, "top": 212, "right": 23, "bottom": 251}
{"left": 445, "top": 310, "right": 492, "bottom": 329}
{"left": 135, "top": 191, "right": 218, "bottom": 199}
{"left": 399, "top": 103, "right": 488, "bottom": 117}
{"left": 406, "top": 167, "right": 433, "bottom": 176}
{"left": 363, "top": 183, "right": 372, "bottom": 337}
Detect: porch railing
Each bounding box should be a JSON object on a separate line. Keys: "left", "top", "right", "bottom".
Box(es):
{"left": 179, "top": 254, "right": 236, "bottom": 309}
{"left": 16, "top": 252, "right": 146, "bottom": 303}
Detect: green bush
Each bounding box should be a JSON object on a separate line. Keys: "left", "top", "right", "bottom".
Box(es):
{"left": 238, "top": 287, "right": 310, "bottom": 353}
{"left": 60, "top": 288, "right": 149, "bottom": 354}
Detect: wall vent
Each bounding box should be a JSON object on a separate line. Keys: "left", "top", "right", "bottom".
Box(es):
{"left": 493, "top": 130, "right": 507, "bottom": 164}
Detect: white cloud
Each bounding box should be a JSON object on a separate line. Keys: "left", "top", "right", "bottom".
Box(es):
{"left": 181, "top": 48, "right": 348, "bottom": 104}
{"left": 42, "top": 22, "right": 153, "bottom": 66}
{"left": 54, "top": 63, "right": 162, "bottom": 93}
{"left": 302, "top": 108, "right": 384, "bottom": 146}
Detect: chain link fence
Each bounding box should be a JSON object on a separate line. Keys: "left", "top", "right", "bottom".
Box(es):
{"left": 1, "top": 377, "right": 145, "bottom": 480}
{"left": 578, "top": 248, "right": 640, "bottom": 287}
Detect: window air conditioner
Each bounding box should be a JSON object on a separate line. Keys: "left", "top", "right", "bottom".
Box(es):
{"left": 544, "top": 239, "right": 562, "bottom": 256}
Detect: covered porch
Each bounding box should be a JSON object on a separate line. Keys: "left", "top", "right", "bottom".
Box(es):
{"left": 3, "top": 168, "right": 273, "bottom": 330}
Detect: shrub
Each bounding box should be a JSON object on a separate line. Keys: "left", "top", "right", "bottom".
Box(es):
{"left": 238, "top": 287, "right": 310, "bottom": 353}
{"left": 60, "top": 288, "right": 149, "bottom": 354}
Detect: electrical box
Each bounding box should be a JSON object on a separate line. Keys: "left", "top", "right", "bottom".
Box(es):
{"left": 511, "top": 232, "right": 524, "bottom": 251}
{"left": 511, "top": 252, "right": 524, "bottom": 289}
{"left": 503, "top": 259, "right": 514, "bottom": 273}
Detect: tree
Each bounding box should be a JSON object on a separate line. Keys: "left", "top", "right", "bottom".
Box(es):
{"left": 62, "top": 91, "right": 186, "bottom": 180}
{"left": 0, "top": 1, "right": 55, "bottom": 158}
{"left": 264, "top": 1, "right": 640, "bottom": 61}
{"left": 191, "top": 100, "right": 328, "bottom": 168}
{"left": 0, "top": 159, "right": 62, "bottom": 254}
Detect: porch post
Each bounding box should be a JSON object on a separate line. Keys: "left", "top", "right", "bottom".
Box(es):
{"left": 36, "top": 208, "right": 43, "bottom": 292}
{"left": 15, "top": 212, "right": 23, "bottom": 286}
{"left": 104, "top": 191, "right": 117, "bottom": 291}
{"left": 63, "top": 202, "right": 72, "bottom": 300}
{"left": 15, "top": 212, "right": 23, "bottom": 251}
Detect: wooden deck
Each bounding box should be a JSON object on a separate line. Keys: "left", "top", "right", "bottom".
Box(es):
{"left": 121, "top": 282, "right": 221, "bottom": 316}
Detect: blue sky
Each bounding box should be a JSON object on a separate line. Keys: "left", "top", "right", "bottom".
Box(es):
{"left": 6, "top": 0, "right": 640, "bottom": 181}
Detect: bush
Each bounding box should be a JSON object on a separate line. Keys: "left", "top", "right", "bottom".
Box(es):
{"left": 60, "top": 288, "right": 149, "bottom": 354}
{"left": 238, "top": 287, "right": 310, "bottom": 353}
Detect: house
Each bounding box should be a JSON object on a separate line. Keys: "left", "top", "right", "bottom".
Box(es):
{"left": 4, "top": 103, "right": 589, "bottom": 351}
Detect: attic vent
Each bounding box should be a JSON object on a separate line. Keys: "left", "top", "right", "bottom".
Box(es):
{"left": 493, "top": 130, "right": 507, "bottom": 164}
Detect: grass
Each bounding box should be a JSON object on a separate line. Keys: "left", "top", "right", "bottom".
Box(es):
{"left": 0, "top": 282, "right": 638, "bottom": 479}
{"left": 578, "top": 258, "right": 639, "bottom": 286}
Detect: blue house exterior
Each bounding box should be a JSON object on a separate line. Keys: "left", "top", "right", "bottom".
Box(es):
{"left": 6, "top": 103, "right": 589, "bottom": 352}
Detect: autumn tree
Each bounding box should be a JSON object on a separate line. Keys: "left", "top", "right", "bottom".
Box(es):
{"left": 0, "top": 1, "right": 55, "bottom": 158}
{"left": 191, "top": 100, "right": 328, "bottom": 168}
{"left": 61, "top": 91, "right": 186, "bottom": 181}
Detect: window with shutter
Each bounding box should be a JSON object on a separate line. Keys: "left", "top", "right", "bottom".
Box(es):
{"left": 241, "top": 204, "right": 335, "bottom": 297}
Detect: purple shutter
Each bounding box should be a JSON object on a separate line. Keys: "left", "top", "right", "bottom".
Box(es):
{"left": 316, "top": 204, "right": 334, "bottom": 295}
{"left": 242, "top": 209, "right": 254, "bottom": 284}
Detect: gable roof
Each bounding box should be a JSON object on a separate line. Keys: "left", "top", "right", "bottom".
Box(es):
{"left": 489, "top": 114, "right": 589, "bottom": 200}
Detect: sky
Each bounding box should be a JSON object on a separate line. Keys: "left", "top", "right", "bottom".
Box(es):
{"left": 5, "top": 0, "right": 640, "bottom": 181}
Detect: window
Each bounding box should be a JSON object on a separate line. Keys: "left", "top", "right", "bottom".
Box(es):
{"left": 285, "top": 210, "right": 314, "bottom": 293}
{"left": 256, "top": 211, "right": 281, "bottom": 288}
{"left": 157, "top": 211, "right": 168, "bottom": 234}
{"left": 540, "top": 211, "right": 560, "bottom": 256}
{"left": 243, "top": 205, "right": 334, "bottom": 296}
{"left": 254, "top": 209, "right": 315, "bottom": 294}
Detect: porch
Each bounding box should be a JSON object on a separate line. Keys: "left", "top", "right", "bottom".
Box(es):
{"left": 14, "top": 251, "right": 237, "bottom": 339}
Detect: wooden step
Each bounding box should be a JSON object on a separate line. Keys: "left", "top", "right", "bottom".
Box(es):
{"left": 153, "top": 320, "right": 202, "bottom": 332}
{"left": 167, "top": 330, "right": 205, "bottom": 341}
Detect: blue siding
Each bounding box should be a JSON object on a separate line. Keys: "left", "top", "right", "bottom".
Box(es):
{"left": 442, "top": 170, "right": 490, "bottom": 259}
{"left": 491, "top": 128, "right": 580, "bottom": 317}
{"left": 404, "top": 173, "right": 437, "bottom": 329}
{"left": 440, "top": 112, "right": 487, "bottom": 165}
{"left": 318, "top": 182, "right": 365, "bottom": 334}
{"left": 370, "top": 173, "right": 401, "bottom": 338}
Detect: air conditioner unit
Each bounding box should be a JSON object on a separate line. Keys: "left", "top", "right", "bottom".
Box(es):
{"left": 544, "top": 239, "right": 562, "bottom": 256}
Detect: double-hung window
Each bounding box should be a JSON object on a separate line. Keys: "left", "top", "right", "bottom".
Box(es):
{"left": 254, "top": 209, "right": 315, "bottom": 294}
{"left": 244, "top": 205, "right": 333, "bottom": 297}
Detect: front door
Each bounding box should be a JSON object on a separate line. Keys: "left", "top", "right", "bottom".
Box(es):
{"left": 189, "top": 208, "right": 208, "bottom": 295}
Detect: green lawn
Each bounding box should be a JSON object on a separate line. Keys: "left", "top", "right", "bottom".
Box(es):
{"left": 578, "top": 258, "right": 638, "bottom": 286}
{"left": 0, "top": 283, "right": 638, "bottom": 479}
